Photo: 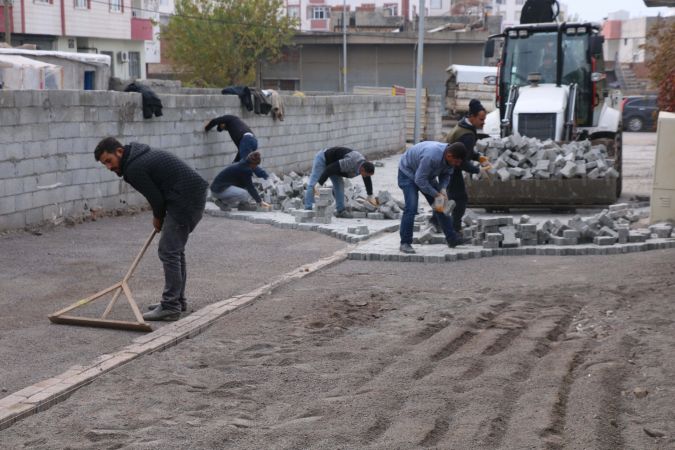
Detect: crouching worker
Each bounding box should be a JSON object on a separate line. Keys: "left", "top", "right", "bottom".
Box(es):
{"left": 94, "top": 137, "right": 208, "bottom": 321}
{"left": 398, "top": 141, "right": 467, "bottom": 254}
{"left": 304, "top": 146, "right": 376, "bottom": 218}
{"left": 210, "top": 151, "right": 270, "bottom": 211}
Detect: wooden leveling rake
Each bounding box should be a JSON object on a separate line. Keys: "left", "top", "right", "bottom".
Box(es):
{"left": 48, "top": 230, "right": 157, "bottom": 332}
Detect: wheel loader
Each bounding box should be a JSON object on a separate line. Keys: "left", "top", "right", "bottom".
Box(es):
{"left": 466, "top": 0, "right": 622, "bottom": 211}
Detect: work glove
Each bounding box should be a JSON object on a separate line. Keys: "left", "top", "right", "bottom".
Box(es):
{"left": 478, "top": 155, "right": 489, "bottom": 165}
{"left": 367, "top": 195, "right": 379, "bottom": 206}
{"left": 260, "top": 201, "right": 271, "bottom": 208}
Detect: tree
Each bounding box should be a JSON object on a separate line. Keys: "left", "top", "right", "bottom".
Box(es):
{"left": 161, "top": 0, "right": 297, "bottom": 87}
{"left": 643, "top": 17, "right": 675, "bottom": 112}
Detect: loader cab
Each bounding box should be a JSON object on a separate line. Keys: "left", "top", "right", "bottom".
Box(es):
{"left": 485, "top": 23, "right": 605, "bottom": 133}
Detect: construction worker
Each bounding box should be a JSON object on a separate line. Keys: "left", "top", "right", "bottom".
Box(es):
{"left": 94, "top": 137, "right": 208, "bottom": 321}
{"left": 210, "top": 151, "right": 271, "bottom": 211}
{"left": 304, "top": 146, "right": 376, "bottom": 218}
{"left": 443, "top": 99, "right": 490, "bottom": 232}
{"left": 204, "top": 114, "right": 268, "bottom": 179}
{"left": 398, "top": 141, "right": 468, "bottom": 254}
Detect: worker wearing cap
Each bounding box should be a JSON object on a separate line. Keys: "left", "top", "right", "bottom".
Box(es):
{"left": 444, "top": 98, "right": 490, "bottom": 232}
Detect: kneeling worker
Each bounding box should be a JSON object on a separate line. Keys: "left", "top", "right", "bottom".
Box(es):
{"left": 398, "top": 141, "right": 467, "bottom": 254}
{"left": 304, "top": 146, "right": 376, "bottom": 218}
{"left": 210, "top": 151, "right": 270, "bottom": 210}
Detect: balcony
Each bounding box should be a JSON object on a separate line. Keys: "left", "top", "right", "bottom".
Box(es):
{"left": 131, "top": 17, "right": 153, "bottom": 41}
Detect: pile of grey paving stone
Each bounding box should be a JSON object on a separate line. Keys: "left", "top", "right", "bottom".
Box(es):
{"left": 253, "top": 172, "right": 403, "bottom": 223}
{"left": 475, "top": 135, "right": 620, "bottom": 181}
{"left": 416, "top": 203, "right": 673, "bottom": 248}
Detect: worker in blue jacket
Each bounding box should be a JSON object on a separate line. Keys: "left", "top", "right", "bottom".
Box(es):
{"left": 398, "top": 141, "right": 467, "bottom": 254}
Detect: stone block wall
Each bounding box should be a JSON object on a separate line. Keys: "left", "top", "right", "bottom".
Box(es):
{"left": 0, "top": 90, "right": 406, "bottom": 231}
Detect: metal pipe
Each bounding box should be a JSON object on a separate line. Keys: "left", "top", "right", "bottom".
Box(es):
{"left": 3, "top": 0, "right": 11, "bottom": 44}
{"left": 413, "top": 0, "right": 425, "bottom": 144}
{"left": 342, "top": 0, "right": 347, "bottom": 92}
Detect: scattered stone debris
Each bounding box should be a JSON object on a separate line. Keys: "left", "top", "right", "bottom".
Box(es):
{"left": 415, "top": 204, "right": 672, "bottom": 248}
{"left": 249, "top": 172, "right": 401, "bottom": 222}
{"left": 633, "top": 387, "right": 649, "bottom": 399}
{"left": 475, "top": 136, "right": 619, "bottom": 180}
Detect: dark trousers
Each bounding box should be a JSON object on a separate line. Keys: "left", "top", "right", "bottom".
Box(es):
{"left": 447, "top": 172, "right": 468, "bottom": 231}
{"left": 158, "top": 208, "right": 204, "bottom": 311}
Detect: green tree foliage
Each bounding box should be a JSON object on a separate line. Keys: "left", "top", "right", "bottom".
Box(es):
{"left": 643, "top": 18, "right": 675, "bottom": 112}
{"left": 162, "top": 0, "right": 297, "bottom": 87}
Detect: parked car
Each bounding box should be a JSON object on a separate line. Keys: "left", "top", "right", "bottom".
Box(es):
{"left": 622, "top": 95, "right": 659, "bottom": 132}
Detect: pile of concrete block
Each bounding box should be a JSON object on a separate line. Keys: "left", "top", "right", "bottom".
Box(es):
{"left": 253, "top": 172, "right": 402, "bottom": 220}
{"left": 415, "top": 203, "right": 670, "bottom": 248}
{"left": 474, "top": 135, "right": 620, "bottom": 181}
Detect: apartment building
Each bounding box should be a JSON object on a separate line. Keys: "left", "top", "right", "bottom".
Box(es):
{"left": 285, "top": 0, "right": 453, "bottom": 32}
{"left": 0, "top": 0, "right": 152, "bottom": 80}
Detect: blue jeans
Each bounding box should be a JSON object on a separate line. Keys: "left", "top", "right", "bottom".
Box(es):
{"left": 398, "top": 169, "right": 457, "bottom": 245}
{"left": 211, "top": 185, "right": 252, "bottom": 206}
{"left": 235, "top": 134, "right": 268, "bottom": 179}
{"left": 158, "top": 208, "right": 203, "bottom": 312}
{"left": 235, "top": 134, "right": 258, "bottom": 162}
{"left": 304, "top": 151, "right": 345, "bottom": 212}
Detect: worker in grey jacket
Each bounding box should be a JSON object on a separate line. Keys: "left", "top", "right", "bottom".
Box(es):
{"left": 398, "top": 141, "right": 467, "bottom": 254}
{"left": 304, "top": 146, "right": 375, "bottom": 218}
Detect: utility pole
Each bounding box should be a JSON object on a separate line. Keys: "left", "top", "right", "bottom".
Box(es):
{"left": 413, "top": 0, "right": 425, "bottom": 143}
{"left": 3, "top": 0, "right": 11, "bottom": 45}
{"left": 342, "top": 0, "right": 347, "bottom": 93}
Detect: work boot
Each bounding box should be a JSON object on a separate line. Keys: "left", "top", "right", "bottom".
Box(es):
{"left": 148, "top": 300, "right": 187, "bottom": 312}
{"left": 399, "top": 243, "right": 416, "bottom": 254}
{"left": 142, "top": 305, "right": 181, "bottom": 322}
{"left": 213, "top": 199, "right": 230, "bottom": 211}
{"left": 336, "top": 209, "right": 354, "bottom": 219}
{"left": 447, "top": 237, "right": 468, "bottom": 248}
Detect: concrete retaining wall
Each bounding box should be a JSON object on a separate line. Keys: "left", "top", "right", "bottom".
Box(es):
{"left": 0, "top": 90, "right": 406, "bottom": 231}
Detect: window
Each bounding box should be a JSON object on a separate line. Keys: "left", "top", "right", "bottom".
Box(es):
{"left": 110, "top": 0, "right": 122, "bottom": 13}
{"left": 384, "top": 3, "right": 398, "bottom": 15}
{"left": 429, "top": 0, "right": 441, "bottom": 8}
{"left": 129, "top": 51, "right": 141, "bottom": 79}
{"left": 287, "top": 5, "right": 300, "bottom": 19}
{"left": 34, "top": 0, "right": 52, "bottom": 4}
{"left": 312, "top": 6, "right": 329, "bottom": 19}
{"left": 74, "top": 0, "right": 88, "bottom": 8}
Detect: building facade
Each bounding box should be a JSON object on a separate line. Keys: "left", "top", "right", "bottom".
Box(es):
{"left": 0, "top": 0, "right": 152, "bottom": 81}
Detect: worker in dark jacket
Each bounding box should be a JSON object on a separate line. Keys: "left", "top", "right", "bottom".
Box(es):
{"left": 124, "top": 82, "right": 163, "bottom": 119}
{"left": 210, "top": 152, "right": 270, "bottom": 210}
{"left": 94, "top": 137, "right": 208, "bottom": 321}
{"left": 303, "top": 147, "right": 375, "bottom": 218}
{"left": 444, "top": 99, "right": 490, "bottom": 232}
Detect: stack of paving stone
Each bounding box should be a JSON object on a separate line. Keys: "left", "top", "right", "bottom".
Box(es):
{"left": 253, "top": 173, "right": 402, "bottom": 220}
{"left": 474, "top": 135, "right": 620, "bottom": 181}
{"left": 416, "top": 203, "right": 670, "bottom": 248}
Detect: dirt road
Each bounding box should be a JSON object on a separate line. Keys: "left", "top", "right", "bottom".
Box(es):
{"left": 2, "top": 249, "right": 674, "bottom": 449}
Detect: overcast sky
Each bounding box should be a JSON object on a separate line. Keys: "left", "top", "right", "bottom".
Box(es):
{"left": 560, "top": 0, "right": 674, "bottom": 22}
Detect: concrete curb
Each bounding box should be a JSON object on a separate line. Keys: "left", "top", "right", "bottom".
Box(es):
{"left": 0, "top": 246, "right": 352, "bottom": 431}
{"left": 348, "top": 238, "right": 675, "bottom": 263}
{"left": 205, "top": 208, "right": 399, "bottom": 243}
